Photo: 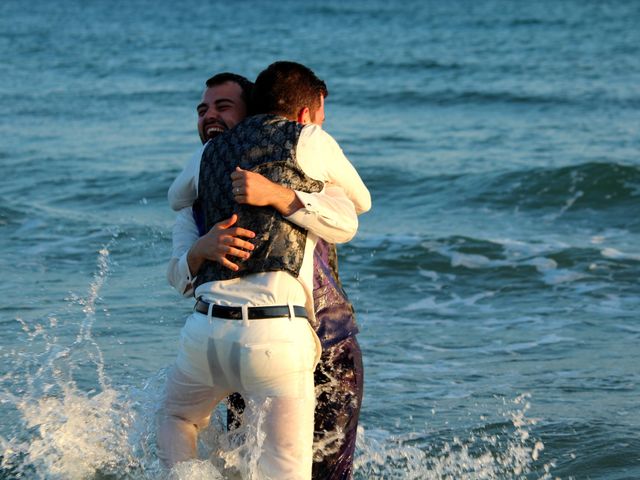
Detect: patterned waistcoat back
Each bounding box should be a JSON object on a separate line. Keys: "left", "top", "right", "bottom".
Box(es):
{"left": 193, "top": 114, "right": 324, "bottom": 288}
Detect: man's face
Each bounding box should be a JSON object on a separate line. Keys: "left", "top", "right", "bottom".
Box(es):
{"left": 310, "top": 94, "right": 325, "bottom": 126}
{"left": 197, "top": 81, "right": 247, "bottom": 144}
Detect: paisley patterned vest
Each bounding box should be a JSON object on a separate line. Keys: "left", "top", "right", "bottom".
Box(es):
{"left": 192, "top": 114, "right": 324, "bottom": 288}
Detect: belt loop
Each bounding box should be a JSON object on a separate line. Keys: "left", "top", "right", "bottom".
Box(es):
{"left": 241, "top": 305, "right": 249, "bottom": 326}
{"left": 207, "top": 301, "right": 213, "bottom": 323}
{"left": 287, "top": 303, "right": 295, "bottom": 321}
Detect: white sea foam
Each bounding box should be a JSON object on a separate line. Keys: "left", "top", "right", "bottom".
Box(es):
{"left": 353, "top": 394, "right": 555, "bottom": 479}
{"left": 17, "top": 388, "right": 137, "bottom": 479}
{"left": 404, "top": 291, "right": 496, "bottom": 313}
{"left": 525, "top": 256, "right": 558, "bottom": 272}
{"left": 540, "top": 268, "right": 588, "bottom": 286}
{"left": 492, "top": 237, "right": 556, "bottom": 258}
{"left": 600, "top": 247, "right": 640, "bottom": 261}
{"left": 168, "top": 460, "right": 226, "bottom": 479}
{"left": 523, "top": 256, "right": 588, "bottom": 286}
{"left": 418, "top": 268, "right": 440, "bottom": 281}
{"left": 450, "top": 252, "right": 509, "bottom": 269}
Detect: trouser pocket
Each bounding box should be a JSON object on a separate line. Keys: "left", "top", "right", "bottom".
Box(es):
{"left": 240, "top": 339, "right": 314, "bottom": 398}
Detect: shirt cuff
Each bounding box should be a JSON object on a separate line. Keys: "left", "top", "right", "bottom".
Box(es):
{"left": 286, "top": 190, "right": 320, "bottom": 217}
{"left": 179, "top": 251, "right": 196, "bottom": 283}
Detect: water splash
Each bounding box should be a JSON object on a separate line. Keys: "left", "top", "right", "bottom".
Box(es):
{"left": 167, "top": 459, "right": 225, "bottom": 479}
{"left": 164, "top": 394, "right": 558, "bottom": 480}
{"left": 15, "top": 388, "right": 136, "bottom": 479}
{"left": 353, "top": 394, "right": 556, "bottom": 480}
{"left": 168, "top": 397, "right": 291, "bottom": 480}
{"left": 0, "top": 237, "right": 148, "bottom": 479}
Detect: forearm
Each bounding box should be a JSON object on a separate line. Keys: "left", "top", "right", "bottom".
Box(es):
{"left": 167, "top": 208, "right": 200, "bottom": 297}
{"left": 285, "top": 187, "right": 358, "bottom": 243}
{"left": 266, "top": 183, "right": 305, "bottom": 216}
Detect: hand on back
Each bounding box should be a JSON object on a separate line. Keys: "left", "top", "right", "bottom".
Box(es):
{"left": 189, "top": 214, "right": 255, "bottom": 272}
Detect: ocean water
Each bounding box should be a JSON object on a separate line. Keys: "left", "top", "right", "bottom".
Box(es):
{"left": 1, "top": 0, "right": 639, "bottom": 478}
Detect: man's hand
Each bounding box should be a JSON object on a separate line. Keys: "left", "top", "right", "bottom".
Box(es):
{"left": 187, "top": 214, "right": 255, "bottom": 273}
{"left": 230, "top": 167, "right": 304, "bottom": 216}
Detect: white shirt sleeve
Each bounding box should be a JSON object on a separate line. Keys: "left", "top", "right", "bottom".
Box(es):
{"left": 286, "top": 185, "right": 358, "bottom": 244}
{"left": 167, "top": 144, "right": 206, "bottom": 211}
{"left": 166, "top": 208, "right": 200, "bottom": 297}
{"left": 296, "top": 125, "right": 372, "bottom": 215}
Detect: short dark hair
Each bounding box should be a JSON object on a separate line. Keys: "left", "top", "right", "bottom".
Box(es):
{"left": 251, "top": 61, "right": 328, "bottom": 119}
{"left": 205, "top": 72, "right": 254, "bottom": 108}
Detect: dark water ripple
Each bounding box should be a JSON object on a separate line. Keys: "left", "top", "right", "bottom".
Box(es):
{"left": 540, "top": 421, "right": 640, "bottom": 479}
{"left": 473, "top": 162, "right": 640, "bottom": 209}
{"left": 368, "top": 161, "right": 639, "bottom": 204}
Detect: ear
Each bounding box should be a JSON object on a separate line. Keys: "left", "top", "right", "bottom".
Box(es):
{"left": 297, "top": 107, "right": 311, "bottom": 124}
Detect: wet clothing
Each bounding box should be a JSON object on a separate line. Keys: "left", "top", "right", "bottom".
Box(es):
{"left": 311, "top": 239, "right": 359, "bottom": 348}
{"left": 312, "top": 335, "right": 363, "bottom": 480}
{"left": 158, "top": 309, "right": 321, "bottom": 479}
{"left": 226, "top": 334, "right": 363, "bottom": 480}
{"left": 168, "top": 220, "right": 366, "bottom": 480}
{"left": 311, "top": 240, "right": 363, "bottom": 479}
{"left": 227, "top": 239, "right": 364, "bottom": 480}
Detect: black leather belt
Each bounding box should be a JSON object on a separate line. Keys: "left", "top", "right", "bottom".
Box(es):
{"left": 194, "top": 299, "right": 308, "bottom": 320}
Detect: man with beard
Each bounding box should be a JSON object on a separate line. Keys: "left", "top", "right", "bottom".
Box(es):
{"left": 164, "top": 65, "right": 369, "bottom": 479}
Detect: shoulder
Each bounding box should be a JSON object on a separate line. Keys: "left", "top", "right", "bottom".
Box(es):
{"left": 300, "top": 123, "right": 330, "bottom": 140}
{"left": 299, "top": 124, "right": 341, "bottom": 151}
{"left": 191, "top": 142, "right": 208, "bottom": 161}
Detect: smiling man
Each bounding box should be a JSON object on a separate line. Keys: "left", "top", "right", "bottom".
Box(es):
{"left": 196, "top": 73, "right": 251, "bottom": 144}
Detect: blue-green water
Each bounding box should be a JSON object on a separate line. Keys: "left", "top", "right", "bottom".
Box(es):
{"left": 1, "top": 1, "right": 639, "bottom": 478}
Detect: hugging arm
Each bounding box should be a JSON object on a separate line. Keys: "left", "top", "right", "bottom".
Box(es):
{"left": 167, "top": 183, "right": 358, "bottom": 297}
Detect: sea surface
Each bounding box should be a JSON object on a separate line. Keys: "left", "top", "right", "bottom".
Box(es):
{"left": 1, "top": 0, "right": 639, "bottom": 479}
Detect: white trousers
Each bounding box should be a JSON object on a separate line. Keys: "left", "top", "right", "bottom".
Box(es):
{"left": 157, "top": 309, "right": 321, "bottom": 480}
